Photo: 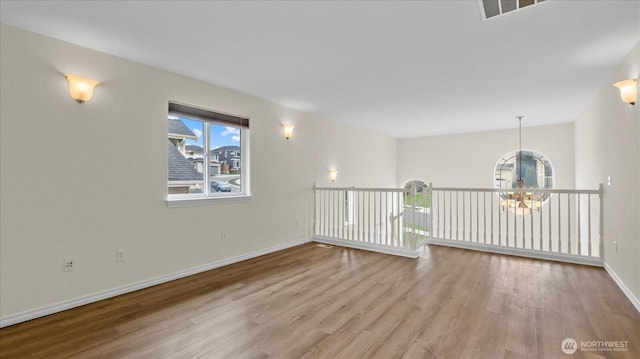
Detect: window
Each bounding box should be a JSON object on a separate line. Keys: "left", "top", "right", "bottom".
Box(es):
{"left": 402, "top": 179, "right": 430, "bottom": 235}
{"left": 167, "top": 102, "right": 250, "bottom": 203}
{"left": 494, "top": 149, "right": 554, "bottom": 205}
{"left": 403, "top": 180, "right": 429, "bottom": 208}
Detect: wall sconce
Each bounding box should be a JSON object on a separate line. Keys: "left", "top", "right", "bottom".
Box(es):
{"left": 329, "top": 169, "right": 338, "bottom": 182}
{"left": 613, "top": 78, "right": 637, "bottom": 106}
{"left": 283, "top": 124, "right": 295, "bottom": 140}
{"left": 65, "top": 74, "right": 99, "bottom": 103}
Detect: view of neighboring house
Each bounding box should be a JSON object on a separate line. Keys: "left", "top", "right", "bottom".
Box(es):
{"left": 184, "top": 144, "right": 223, "bottom": 175}
{"left": 185, "top": 145, "right": 203, "bottom": 158}
{"left": 168, "top": 119, "right": 241, "bottom": 192}
{"left": 167, "top": 119, "right": 201, "bottom": 194}
{"left": 167, "top": 140, "right": 202, "bottom": 194}
{"left": 184, "top": 145, "right": 204, "bottom": 173}
{"left": 168, "top": 119, "right": 197, "bottom": 153}
{"left": 212, "top": 146, "right": 240, "bottom": 174}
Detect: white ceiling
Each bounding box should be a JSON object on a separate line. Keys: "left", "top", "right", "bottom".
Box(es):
{"left": 1, "top": 1, "right": 638, "bottom": 138}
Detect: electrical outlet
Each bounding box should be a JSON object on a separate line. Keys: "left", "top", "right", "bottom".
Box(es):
{"left": 116, "top": 249, "right": 126, "bottom": 262}
{"left": 614, "top": 241, "right": 618, "bottom": 253}
{"left": 221, "top": 232, "right": 227, "bottom": 242}
{"left": 63, "top": 258, "right": 75, "bottom": 272}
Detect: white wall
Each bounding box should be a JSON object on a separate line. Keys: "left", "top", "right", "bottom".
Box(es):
{"left": 397, "top": 123, "right": 575, "bottom": 189}
{"left": 574, "top": 42, "right": 640, "bottom": 303}
{"left": 0, "top": 24, "right": 397, "bottom": 319}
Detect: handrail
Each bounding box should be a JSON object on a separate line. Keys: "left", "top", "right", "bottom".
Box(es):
{"left": 433, "top": 187, "right": 600, "bottom": 194}
{"left": 314, "top": 186, "right": 407, "bottom": 193}
{"left": 315, "top": 185, "right": 600, "bottom": 195}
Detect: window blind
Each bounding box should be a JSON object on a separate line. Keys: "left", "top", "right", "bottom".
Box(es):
{"left": 169, "top": 102, "right": 249, "bottom": 128}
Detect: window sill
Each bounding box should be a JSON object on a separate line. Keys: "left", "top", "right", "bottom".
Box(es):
{"left": 166, "top": 194, "right": 252, "bottom": 208}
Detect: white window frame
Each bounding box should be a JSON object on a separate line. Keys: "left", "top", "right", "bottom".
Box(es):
{"left": 166, "top": 102, "right": 251, "bottom": 207}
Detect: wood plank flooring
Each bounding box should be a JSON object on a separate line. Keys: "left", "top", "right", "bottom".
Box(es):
{"left": 1, "top": 243, "right": 639, "bottom": 358}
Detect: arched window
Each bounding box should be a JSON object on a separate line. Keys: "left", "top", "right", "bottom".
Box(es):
{"left": 494, "top": 149, "right": 554, "bottom": 210}
{"left": 403, "top": 179, "right": 429, "bottom": 208}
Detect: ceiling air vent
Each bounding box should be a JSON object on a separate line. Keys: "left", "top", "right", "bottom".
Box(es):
{"left": 481, "top": 0, "right": 545, "bottom": 19}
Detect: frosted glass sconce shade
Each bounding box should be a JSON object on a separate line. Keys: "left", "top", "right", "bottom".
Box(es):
{"left": 65, "top": 74, "right": 99, "bottom": 103}
{"left": 283, "top": 125, "right": 295, "bottom": 139}
{"left": 613, "top": 78, "right": 637, "bottom": 105}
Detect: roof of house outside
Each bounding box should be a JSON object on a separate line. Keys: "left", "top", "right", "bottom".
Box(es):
{"left": 185, "top": 145, "right": 203, "bottom": 154}
{"left": 167, "top": 140, "right": 202, "bottom": 181}
{"left": 212, "top": 145, "right": 240, "bottom": 153}
{"left": 168, "top": 119, "right": 197, "bottom": 139}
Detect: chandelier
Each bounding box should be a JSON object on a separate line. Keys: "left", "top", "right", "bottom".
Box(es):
{"left": 499, "top": 116, "right": 542, "bottom": 216}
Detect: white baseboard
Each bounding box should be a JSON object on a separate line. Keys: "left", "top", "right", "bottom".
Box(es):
{"left": 426, "top": 238, "right": 604, "bottom": 267}
{"left": 604, "top": 262, "right": 640, "bottom": 314}
{"left": 0, "top": 238, "right": 312, "bottom": 328}
{"left": 312, "top": 236, "right": 419, "bottom": 258}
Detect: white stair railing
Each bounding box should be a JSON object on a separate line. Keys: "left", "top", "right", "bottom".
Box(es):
{"left": 313, "top": 183, "right": 603, "bottom": 265}
{"left": 313, "top": 185, "right": 427, "bottom": 257}
{"left": 428, "top": 185, "right": 603, "bottom": 265}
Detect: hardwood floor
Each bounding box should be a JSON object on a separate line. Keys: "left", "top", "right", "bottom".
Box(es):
{"left": 1, "top": 243, "right": 639, "bottom": 358}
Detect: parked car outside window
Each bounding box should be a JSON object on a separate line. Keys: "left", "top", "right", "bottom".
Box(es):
{"left": 211, "top": 180, "right": 231, "bottom": 192}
